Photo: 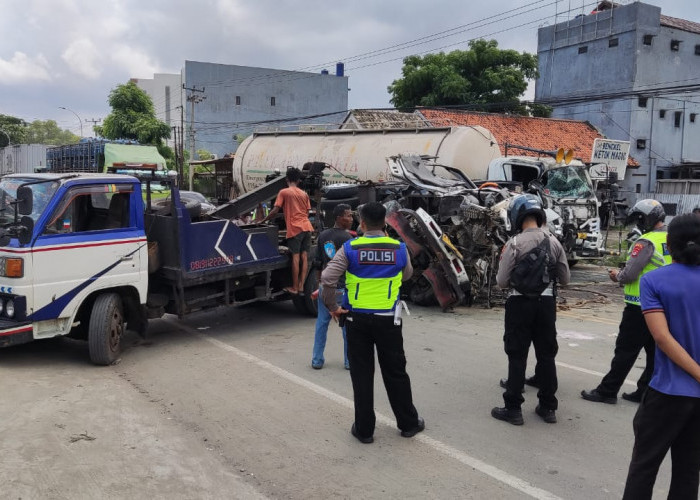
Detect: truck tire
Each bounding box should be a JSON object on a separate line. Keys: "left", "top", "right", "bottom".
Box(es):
{"left": 322, "top": 183, "right": 359, "bottom": 200}
{"left": 88, "top": 293, "right": 124, "bottom": 365}
{"left": 319, "top": 196, "right": 360, "bottom": 211}
{"left": 319, "top": 197, "right": 361, "bottom": 228}
{"left": 292, "top": 266, "right": 319, "bottom": 316}
{"left": 152, "top": 198, "right": 202, "bottom": 219}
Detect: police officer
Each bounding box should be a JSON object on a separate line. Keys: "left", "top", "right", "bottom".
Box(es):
{"left": 492, "top": 194, "right": 570, "bottom": 425}
{"left": 582, "top": 199, "right": 670, "bottom": 404}
{"left": 320, "top": 202, "right": 424, "bottom": 443}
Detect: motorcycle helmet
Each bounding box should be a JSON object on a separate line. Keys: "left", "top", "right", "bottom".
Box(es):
{"left": 508, "top": 194, "right": 546, "bottom": 232}
{"left": 625, "top": 199, "right": 666, "bottom": 233}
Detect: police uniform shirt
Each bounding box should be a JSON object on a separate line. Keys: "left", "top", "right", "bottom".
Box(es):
{"left": 496, "top": 227, "right": 571, "bottom": 290}
{"left": 320, "top": 229, "right": 413, "bottom": 313}
{"left": 616, "top": 226, "right": 667, "bottom": 285}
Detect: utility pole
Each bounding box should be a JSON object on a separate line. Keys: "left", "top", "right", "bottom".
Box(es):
{"left": 175, "top": 105, "right": 185, "bottom": 184}
{"left": 85, "top": 118, "right": 101, "bottom": 137}
{"left": 183, "top": 84, "right": 206, "bottom": 190}
{"left": 171, "top": 125, "right": 182, "bottom": 183}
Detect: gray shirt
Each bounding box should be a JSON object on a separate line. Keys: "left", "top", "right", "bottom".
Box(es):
{"left": 496, "top": 227, "right": 571, "bottom": 289}
{"left": 320, "top": 229, "right": 413, "bottom": 312}
{"left": 616, "top": 226, "right": 667, "bottom": 284}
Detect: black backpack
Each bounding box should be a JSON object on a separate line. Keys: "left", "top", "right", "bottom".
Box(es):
{"left": 509, "top": 236, "right": 554, "bottom": 298}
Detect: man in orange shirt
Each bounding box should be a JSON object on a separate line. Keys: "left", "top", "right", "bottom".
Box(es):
{"left": 258, "top": 167, "right": 314, "bottom": 294}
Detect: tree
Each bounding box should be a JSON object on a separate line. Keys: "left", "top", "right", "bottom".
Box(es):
{"left": 388, "top": 40, "right": 540, "bottom": 115}
{"left": 0, "top": 114, "right": 27, "bottom": 146}
{"left": 95, "top": 81, "right": 171, "bottom": 147}
{"left": 25, "top": 120, "right": 79, "bottom": 145}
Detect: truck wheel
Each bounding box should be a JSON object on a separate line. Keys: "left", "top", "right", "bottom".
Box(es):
{"left": 292, "top": 267, "right": 319, "bottom": 316}
{"left": 88, "top": 293, "right": 124, "bottom": 365}
{"left": 322, "top": 184, "right": 359, "bottom": 200}
{"left": 319, "top": 196, "right": 360, "bottom": 210}
{"left": 152, "top": 198, "right": 202, "bottom": 218}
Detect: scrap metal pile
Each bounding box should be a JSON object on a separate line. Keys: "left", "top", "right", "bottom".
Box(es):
{"left": 320, "top": 154, "right": 514, "bottom": 309}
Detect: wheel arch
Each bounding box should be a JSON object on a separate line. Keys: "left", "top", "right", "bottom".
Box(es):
{"left": 72, "top": 285, "right": 146, "bottom": 339}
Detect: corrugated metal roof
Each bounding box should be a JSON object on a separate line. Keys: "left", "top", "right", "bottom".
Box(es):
{"left": 418, "top": 109, "right": 639, "bottom": 167}
{"left": 342, "top": 109, "right": 431, "bottom": 129}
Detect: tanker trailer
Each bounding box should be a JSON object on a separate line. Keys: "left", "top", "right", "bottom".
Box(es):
{"left": 231, "top": 126, "right": 501, "bottom": 195}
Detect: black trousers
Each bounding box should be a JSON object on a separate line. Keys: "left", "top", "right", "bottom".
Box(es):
{"left": 597, "top": 303, "right": 655, "bottom": 397}
{"left": 623, "top": 388, "right": 700, "bottom": 500}
{"left": 503, "top": 295, "right": 558, "bottom": 410}
{"left": 346, "top": 312, "right": 419, "bottom": 438}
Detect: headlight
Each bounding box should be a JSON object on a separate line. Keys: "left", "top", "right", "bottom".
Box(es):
{"left": 6, "top": 299, "right": 14, "bottom": 318}
{"left": 0, "top": 298, "right": 4, "bottom": 315}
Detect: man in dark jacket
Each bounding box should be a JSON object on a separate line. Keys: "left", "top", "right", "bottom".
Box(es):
{"left": 491, "top": 194, "right": 570, "bottom": 425}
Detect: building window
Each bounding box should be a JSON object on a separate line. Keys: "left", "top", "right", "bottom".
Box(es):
{"left": 638, "top": 97, "right": 648, "bottom": 108}
{"left": 235, "top": 96, "right": 241, "bottom": 105}
{"left": 691, "top": 113, "right": 697, "bottom": 123}
{"left": 643, "top": 34, "right": 654, "bottom": 46}
{"left": 695, "top": 45, "right": 700, "bottom": 55}
{"left": 578, "top": 46, "right": 588, "bottom": 54}
{"left": 608, "top": 38, "right": 619, "bottom": 48}
{"left": 635, "top": 184, "right": 641, "bottom": 194}
{"left": 671, "top": 40, "right": 681, "bottom": 51}
{"left": 659, "top": 109, "right": 666, "bottom": 119}
{"left": 270, "top": 96, "right": 276, "bottom": 106}
{"left": 662, "top": 203, "right": 678, "bottom": 216}
{"left": 636, "top": 139, "right": 646, "bottom": 149}
{"left": 675, "top": 111, "right": 682, "bottom": 128}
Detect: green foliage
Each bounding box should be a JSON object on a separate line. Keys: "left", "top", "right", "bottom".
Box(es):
{"left": 388, "top": 40, "right": 539, "bottom": 115}
{"left": 196, "top": 149, "right": 213, "bottom": 161}
{"left": 528, "top": 103, "right": 553, "bottom": 118}
{"left": 95, "top": 82, "right": 171, "bottom": 145}
{"left": 25, "top": 120, "right": 80, "bottom": 145}
{"left": 0, "top": 114, "right": 27, "bottom": 146}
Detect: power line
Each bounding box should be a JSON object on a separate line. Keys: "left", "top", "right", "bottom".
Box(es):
{"left": 194, "top": 0, "right": 563, "bottom": 90}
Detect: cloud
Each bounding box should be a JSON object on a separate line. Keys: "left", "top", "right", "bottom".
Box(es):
{"left": 110, "top": 45, "right": 160, "bottom": 79}
{"left": 0, "top": 52, "right": 51, "bottom": 84}
{"left": 62, "top": 38, "right": 102, "bottom": 80}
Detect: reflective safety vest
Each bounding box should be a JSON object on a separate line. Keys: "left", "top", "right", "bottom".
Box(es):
{"left": 623, "top": 230, "right": 671, "bottom": 305}
{"left": 342, "top": 235, "right": 407, "bottom": 313}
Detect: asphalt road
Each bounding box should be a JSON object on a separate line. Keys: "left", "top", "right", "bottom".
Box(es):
{"left": 0, "top": 264, "right": 673, "bottom": 499}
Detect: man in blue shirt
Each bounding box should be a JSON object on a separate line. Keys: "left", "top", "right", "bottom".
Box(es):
{"left": 622, "top": 213, "right": 700, "bottom": 499}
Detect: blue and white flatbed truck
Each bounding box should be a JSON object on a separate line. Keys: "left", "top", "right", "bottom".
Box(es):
{"left": 0, "top": 169, "right": 317, "bottom": 365}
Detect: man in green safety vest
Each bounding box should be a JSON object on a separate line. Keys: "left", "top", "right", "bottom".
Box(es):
{"left": 582, "top": 199, "right": 671, "bottom": 404}
{"left": 320, "top": 201, "right": 424, "bottom": 444}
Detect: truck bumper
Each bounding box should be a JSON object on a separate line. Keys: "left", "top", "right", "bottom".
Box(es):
{"left": 0, "top": 322, "right": 34, "bottom": 348}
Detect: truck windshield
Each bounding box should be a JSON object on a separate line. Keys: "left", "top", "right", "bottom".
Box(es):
{"left": 0, "top": 178, "right": 60, "bottom": 225}
{"left": 544, "top": 166, "right": 594, "bottom": 199}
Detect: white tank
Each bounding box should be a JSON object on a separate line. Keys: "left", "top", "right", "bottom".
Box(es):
{"left": 231, "top": 126, "right": 500, "bottom": 193}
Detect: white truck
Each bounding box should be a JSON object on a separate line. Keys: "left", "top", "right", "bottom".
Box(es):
{"left": 482, "top": 146, "right": 604, "bottom": 262}
{"left": 232, "top": 129, "right": 604, "bottom": 262}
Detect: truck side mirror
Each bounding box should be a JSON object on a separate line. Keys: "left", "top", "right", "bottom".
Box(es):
{"left": 17, "top": 186, "right": 33, "bottom": 215}
{"left": 527, "top": 179, "right": 544, "bottom": 194}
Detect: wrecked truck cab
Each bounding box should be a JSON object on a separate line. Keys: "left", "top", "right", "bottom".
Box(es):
{"left": 486, "top": 155, "right": 603, "bottom": 261}
{"left": 378, "top": 154, "right": 512, "bottom": 308}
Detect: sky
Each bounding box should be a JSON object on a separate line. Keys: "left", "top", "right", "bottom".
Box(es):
{"left": 0, "top": 0, "right": 697, "bottom": 137}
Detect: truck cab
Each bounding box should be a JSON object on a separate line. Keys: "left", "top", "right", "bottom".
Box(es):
{"left": 486, "top": 156, "right": 603, "bottom": 261}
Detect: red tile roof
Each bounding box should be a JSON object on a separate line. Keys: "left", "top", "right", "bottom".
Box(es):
{"left": 661, "top": 15, "right": 700, "bottom": 35}
{"left": 418, "top": 108, "right": 638, "bottom": 166}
